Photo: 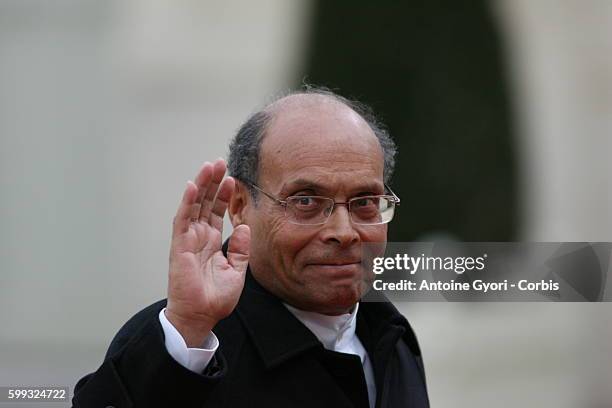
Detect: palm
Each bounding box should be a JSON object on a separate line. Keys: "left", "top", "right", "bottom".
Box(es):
{"left": 167, "top": 159, "right": 250, "bottom": 329}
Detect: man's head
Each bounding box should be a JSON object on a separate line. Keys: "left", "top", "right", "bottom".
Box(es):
{"left": 227, "top": 87, "right": 396, "bottom": 315}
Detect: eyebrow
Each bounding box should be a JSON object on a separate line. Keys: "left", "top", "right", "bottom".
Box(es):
{"left": 279, "top": 178, "right": 384, "bottom": 196}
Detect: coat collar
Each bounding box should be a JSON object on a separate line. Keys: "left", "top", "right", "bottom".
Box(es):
{"left": 359, "top": 290, "right": 423, "bottom": 358}
{"left": 235, "top": 271, "right": 322, "bottom": 369}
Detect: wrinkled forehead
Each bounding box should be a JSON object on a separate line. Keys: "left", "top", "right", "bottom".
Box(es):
{"left": 258, "top": 96, "right": 384, "bottom": 193}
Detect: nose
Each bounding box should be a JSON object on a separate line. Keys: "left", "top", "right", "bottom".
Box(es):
{"left": 320, "top": 204, "right": 360, "bottom": 248}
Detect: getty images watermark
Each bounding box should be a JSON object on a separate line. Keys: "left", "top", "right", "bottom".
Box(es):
{"left": 360, "top": 242, "right": 611, "bottom": 302}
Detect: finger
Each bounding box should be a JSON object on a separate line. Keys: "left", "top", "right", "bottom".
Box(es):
{"left": 172, "top": 181, "right": 199, "bottom": 237}
{"left": 208, "top": 177, "right": 235, "bottom": 232}
{"left": 191, "top": 162, "right": 213, "bottom": 220}
{"left": 198, "top": 158, "right": 226, "bottom": 222}
{"left": 227, "top": 224, "right": 250, "bottom": 274}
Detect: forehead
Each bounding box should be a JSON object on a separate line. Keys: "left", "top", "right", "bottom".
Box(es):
{"left": 258, "top": 95, "right": 384, "bottom": 193}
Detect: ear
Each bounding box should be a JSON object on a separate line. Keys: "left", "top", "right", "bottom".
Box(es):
{"left": 228, "top": 179, "right": 249, "bottom": 227}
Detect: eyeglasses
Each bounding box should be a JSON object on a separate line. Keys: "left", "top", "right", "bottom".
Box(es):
{"left": 245, "top": 181, "right": 400, "bottom": 226}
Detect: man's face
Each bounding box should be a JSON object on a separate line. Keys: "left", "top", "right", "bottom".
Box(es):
{"left": 244, "top": 97, "right": 388, "bottom": 315}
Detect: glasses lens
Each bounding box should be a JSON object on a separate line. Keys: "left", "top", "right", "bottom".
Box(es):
{"left": 350, "top": 196, "right": 395, "bottom": 225}
{"left": 286, "top": 196, "right": 333, "bottom": 225}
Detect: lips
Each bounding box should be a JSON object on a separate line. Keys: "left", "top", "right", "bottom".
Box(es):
{"left": 305, "top": 261, "right": 363, "bottom": 278}
{"left": 305, "top": 256, "right": 361, "bottom": 266}
{"left": 308, "top": 261, "right": 361, "bottom": 266}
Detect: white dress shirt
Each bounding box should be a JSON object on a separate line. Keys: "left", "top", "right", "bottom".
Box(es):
{"left": 159, "top": 303, "right": 377, "bottom": 408}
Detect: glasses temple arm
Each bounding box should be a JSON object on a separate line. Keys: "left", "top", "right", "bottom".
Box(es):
{"left": 384, "top": 183, "right": 401, "bottom": 204}
{"left": 244, "top": 181, "right": 287, "bottom": 205}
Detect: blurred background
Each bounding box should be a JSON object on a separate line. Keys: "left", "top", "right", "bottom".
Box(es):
{"left": 1, "top": 0, "right": 611, "bottom": 406}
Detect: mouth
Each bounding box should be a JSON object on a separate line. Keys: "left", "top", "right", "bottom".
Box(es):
{"left": 309, "top": 262, "right": 361, "bottom": 267}
{"left": 305, "top": 262, "right": 363, "bottom": 278}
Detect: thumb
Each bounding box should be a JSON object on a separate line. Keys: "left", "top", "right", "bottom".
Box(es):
{"left": 227, "top": 224, "right": 250, "bottom": 274}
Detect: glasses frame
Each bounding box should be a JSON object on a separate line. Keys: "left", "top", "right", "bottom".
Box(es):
{"left": 244, "top": 181, "right": 400, "bottom": 226}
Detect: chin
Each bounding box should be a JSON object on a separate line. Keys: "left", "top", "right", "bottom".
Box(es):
{"left": 314, "top": 285, "right": 363, "bottom": 314}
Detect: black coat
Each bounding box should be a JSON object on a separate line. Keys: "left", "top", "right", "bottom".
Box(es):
{"left": 73, "top": 271, "right": 429, "bottom": 408}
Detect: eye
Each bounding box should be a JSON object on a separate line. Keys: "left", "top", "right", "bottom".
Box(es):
{"left": 353, "top": 197, "right": 377, "bottom": 208}
{"left": 293, "top": 196, "right": 320, "bottom": 210}
{"left": 299, "top": 197, "right": 312, "bottom": 205}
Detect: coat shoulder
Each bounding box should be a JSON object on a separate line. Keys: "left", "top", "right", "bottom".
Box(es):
{"left": 105, "top": 299, "right": 168, "bottom": 360}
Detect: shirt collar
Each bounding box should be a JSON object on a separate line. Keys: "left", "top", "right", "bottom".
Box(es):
{"left": 283, "top": 302, "right": 359, "bottom": 352}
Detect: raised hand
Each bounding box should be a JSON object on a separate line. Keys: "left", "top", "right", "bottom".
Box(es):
{"left": 165, "top": 159, "right": 250, "bottom": 347}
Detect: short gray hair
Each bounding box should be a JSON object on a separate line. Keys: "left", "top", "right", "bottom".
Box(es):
{"left": 227, "top": 86, "right": 396, "bottom": 199}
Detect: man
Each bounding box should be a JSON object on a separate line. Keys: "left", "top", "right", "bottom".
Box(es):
{"left": 73, "top": 88, "right": 429, "bottom": 407}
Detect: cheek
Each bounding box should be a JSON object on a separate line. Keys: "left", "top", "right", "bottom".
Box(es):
{"left": 270, "top": 223, "right": 315, "bottom": 273}
{"left": 250, "top": 210, "right": 309, "bottom": 271}
{"left": 358, "top": 224, "right": 388, "bottom": 242}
